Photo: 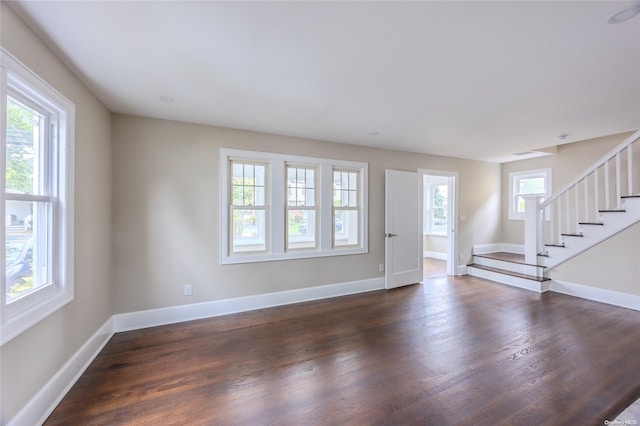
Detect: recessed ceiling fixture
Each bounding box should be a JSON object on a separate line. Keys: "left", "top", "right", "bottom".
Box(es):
{"left": 557, "top": 133, "right": 569, "bottom": 141}
{"left": 369, "top": 131, "right": 380, "bottom": 136}
{"left": 159, "top": 96, "right": 174, "bottom": 103}
{"left": 607, "top": 5, "right": 640, "bottom": 24}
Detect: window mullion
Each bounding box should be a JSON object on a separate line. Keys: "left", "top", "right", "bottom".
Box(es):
{"left": 319, "top": 163, "right": 332, "bottom": 251}
{"left": 271, "top": 159, "right": 285, "bottom": 254}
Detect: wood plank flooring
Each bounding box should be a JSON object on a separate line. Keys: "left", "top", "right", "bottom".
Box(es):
{"left": 46, "top": 261, "right": 640, "bottom": 425}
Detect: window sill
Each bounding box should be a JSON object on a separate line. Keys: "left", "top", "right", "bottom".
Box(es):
{"left": 222, "top": 247, "right": 367, "bottom": 265}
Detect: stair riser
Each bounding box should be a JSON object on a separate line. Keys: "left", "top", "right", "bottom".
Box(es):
{"left": 467, "top": 266, "right": 548, "bottom": 293}
{"left": 472, "top": 256, "right": 543, "bottom": 277}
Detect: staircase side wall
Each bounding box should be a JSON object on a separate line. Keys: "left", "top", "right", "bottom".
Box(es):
{"left": 549, "top": 221, "right": 640, "bottom": 296}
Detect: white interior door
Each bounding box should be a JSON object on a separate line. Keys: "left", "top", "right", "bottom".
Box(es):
{"left": 385, "top": 170, "right": 423, "bottom": 289}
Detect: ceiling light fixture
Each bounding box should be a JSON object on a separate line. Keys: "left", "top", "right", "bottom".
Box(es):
{"left": 557, "top": 133, "right": 568, "bottom": 141}
{"left": 607, "top": 5, "right": 640, "bottom": 24}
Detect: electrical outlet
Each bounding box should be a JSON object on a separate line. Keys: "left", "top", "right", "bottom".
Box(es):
{"left": 184, "top": 284, "right": 192, "bottom": 296}
{"left": 379, "top": 263, "right": 384, "bottom": 272}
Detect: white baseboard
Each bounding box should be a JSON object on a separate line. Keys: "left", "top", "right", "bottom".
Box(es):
{"left": 423, "top": 251, "right": 447, "bottom": 260}
{"left": 549, "top": 280, "right": 640, "bottom": 311}
{"left": 456, "top": 265, "right": 468, "bottom": 275}
{"left": 8, "top": 318, "right": 115, "bottom": 426}
{"left": 113, "top": 277, "right": 385, "bottom": 332}
{"left": 472, "top": 243, "right": 524, "bottom": 255}
{"left": 7, "top": 277, "right": 385, "bottom": 425}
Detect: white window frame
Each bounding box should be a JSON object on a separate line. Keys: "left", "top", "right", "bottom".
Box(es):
{"left": 286, "top": 163, "right": 318, "bottom": 251}
{"left": 509, "top": 168, "right": 552, "bottom": 220}
{"left": 229, "top": 159, "right": 269, "bottom": 255}
{"left": 425, "top": 182, "right": 448, "bottom": 236}
{"left": 220, "top": 148, "right": 368, "bottom": 264}
{"left": 1, "top": 49, "right": 75, "bottom": 345}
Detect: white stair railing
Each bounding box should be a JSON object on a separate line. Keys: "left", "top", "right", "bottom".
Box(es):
{"left": 524, "top": 130, "right": 640, "bottom": 266}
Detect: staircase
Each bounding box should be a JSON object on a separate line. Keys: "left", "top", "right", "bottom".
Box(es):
{"left": 468, "top": 129, "right": 640, "bottom": 291}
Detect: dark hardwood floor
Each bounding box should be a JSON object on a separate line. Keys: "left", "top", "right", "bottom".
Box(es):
{"left": 46, "top": 260, "right": 640, "bottom": 425}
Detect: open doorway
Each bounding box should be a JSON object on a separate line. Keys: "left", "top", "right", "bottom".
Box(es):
{"left": 420, "top": 170, "right": 458, "bottom": 276}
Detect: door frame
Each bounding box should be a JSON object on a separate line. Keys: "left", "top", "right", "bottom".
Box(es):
{"left": 419, "top": 169, "right": 459, "bottom": 276}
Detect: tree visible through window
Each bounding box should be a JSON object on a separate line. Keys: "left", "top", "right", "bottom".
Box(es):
{"left": 431, "top": 184, "right": 448, "bottom": 235}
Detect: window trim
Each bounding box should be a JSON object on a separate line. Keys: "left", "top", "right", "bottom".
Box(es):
{"left": 220, "top": 148, "right": 368, "bottom": 264}
{"left": 1, "top": 49, "right": 75, "bottom": 346}
{"left": 508, "top": 168, "right": 552, "bottom": 221}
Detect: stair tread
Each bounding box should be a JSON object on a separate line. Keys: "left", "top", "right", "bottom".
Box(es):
{"left": 545, "top": 243, "right": 565, "bottom": 247}
{"left": 579, "top": 222, "right": 604, "bottom": 225}
{"left": 561, "top": 233, "right": 583, "bottom": 237}
{"left": 468, "top": 263, "right": 550, "bottom": 282}
{"left": 599, "top": 209, "right": 626, "bottom": 212}
{"left": 473, "top": 252, "right": 543, "bottom": 267}
{"left": 621, "top": 195, "right": 640, "bottom": 199}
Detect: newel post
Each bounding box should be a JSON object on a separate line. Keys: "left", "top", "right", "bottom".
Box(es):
{"left": 523, "top": 195, "right": 543, "bottom": 265}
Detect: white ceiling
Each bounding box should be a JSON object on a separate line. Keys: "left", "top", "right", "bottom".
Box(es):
{"left": 6, "top": 1, "right": 640, "bottom": 162}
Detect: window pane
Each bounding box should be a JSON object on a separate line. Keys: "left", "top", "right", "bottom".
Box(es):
{"left": 231, "top": 208, "right": 266, "bottom": 253}
{"left": 231, "top": 161, "right": 265, "bottom": 207}
{"left": 518, "top": 177, "right": 545, "bottom": 195}
{"left": 287, "top": 166, "right": 315, "bottom": 207}
{"left": 334, "top": 209, "right": 359, "bottom": 247}
{"left": 5, "top": 200, "right": 51, "bottom": 303}
{"left": 6, "top": 97, "right": 45, "bottom": 196}
{"left": 431, "top": 184, "right": 448, "bottom": 234}
{"left": 287, "top": 210, "right": 316, "bottom": 250}
{"left": 334, "top": 170, "right": 357, "bottom": 208}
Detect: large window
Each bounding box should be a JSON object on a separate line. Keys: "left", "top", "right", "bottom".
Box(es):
{"left": 1, "top": 49, "right": 75, "bottom": 345}
{"left": 509, "top": 168, "right": 552, "bottom": 220}
{"left": 221, "top": 149, "right": 367, "bottom": 264}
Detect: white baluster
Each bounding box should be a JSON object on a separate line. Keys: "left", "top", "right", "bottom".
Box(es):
{"left": 604, "top": 161, "right": 610, "bottom": 210}
{"left": 565, "top": 191, "right": 570, "bottom": 238}
{"left": 584, "top": 174, "right": 589, "bottom": 223}
{"left": 628, "top": 144, "right": 633, "bottom": 196}
{"left": 574, "top": 184, "right": 579, "bottom": 233}
{"left": 595, "top": 168, "right": 600, "bottom": 217}
{"left": 616, "top": 152, "right": 621, "bottom": 209}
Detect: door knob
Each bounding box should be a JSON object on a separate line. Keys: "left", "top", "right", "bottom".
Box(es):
{"left": 385, "top": 233, "right": 397, "bottom": 238}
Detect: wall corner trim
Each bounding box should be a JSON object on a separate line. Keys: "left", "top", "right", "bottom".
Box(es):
{"left": 7, "top": 318, "right": 115, "bottom": 426}
{"left": 549, "top": 280, "right": 640, "bottom": 311}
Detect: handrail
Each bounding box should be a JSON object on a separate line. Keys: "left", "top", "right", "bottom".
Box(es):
{"left": 539, "top": 129, "right": 640, "bottom": 210}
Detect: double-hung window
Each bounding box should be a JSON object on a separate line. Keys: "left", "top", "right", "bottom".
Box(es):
{"left": 333, "top": 169, "right": 360, "bottom": 247}
{"left": 286, "top": 164, "right": 317, "bottom": 250}
{"left": 1, "top": 49, "right": 75, "bottom": 345}
{"left": 221, "top": 149, "right": 367, "bottom": 264}
{"left": 230, "top": 160, "right": 267, "bottom": 253}
{"left": 509, "top": 168, "right": 552, "bottom": 220}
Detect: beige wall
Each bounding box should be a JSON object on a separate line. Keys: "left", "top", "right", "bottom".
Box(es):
{"left": 424, "top": 235, "right": 447, "bottom": 254}
{"left": 501, "top": 131, "right": 639, "bottom": 295}
{"left": 551, "top": 222, "right": 640, "bottom": 295}
{"left": 112, "top": 114, "right": 502, "bottom": 313}
{"left": 0, "top": 4, "right": 113, "bottom": 422}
